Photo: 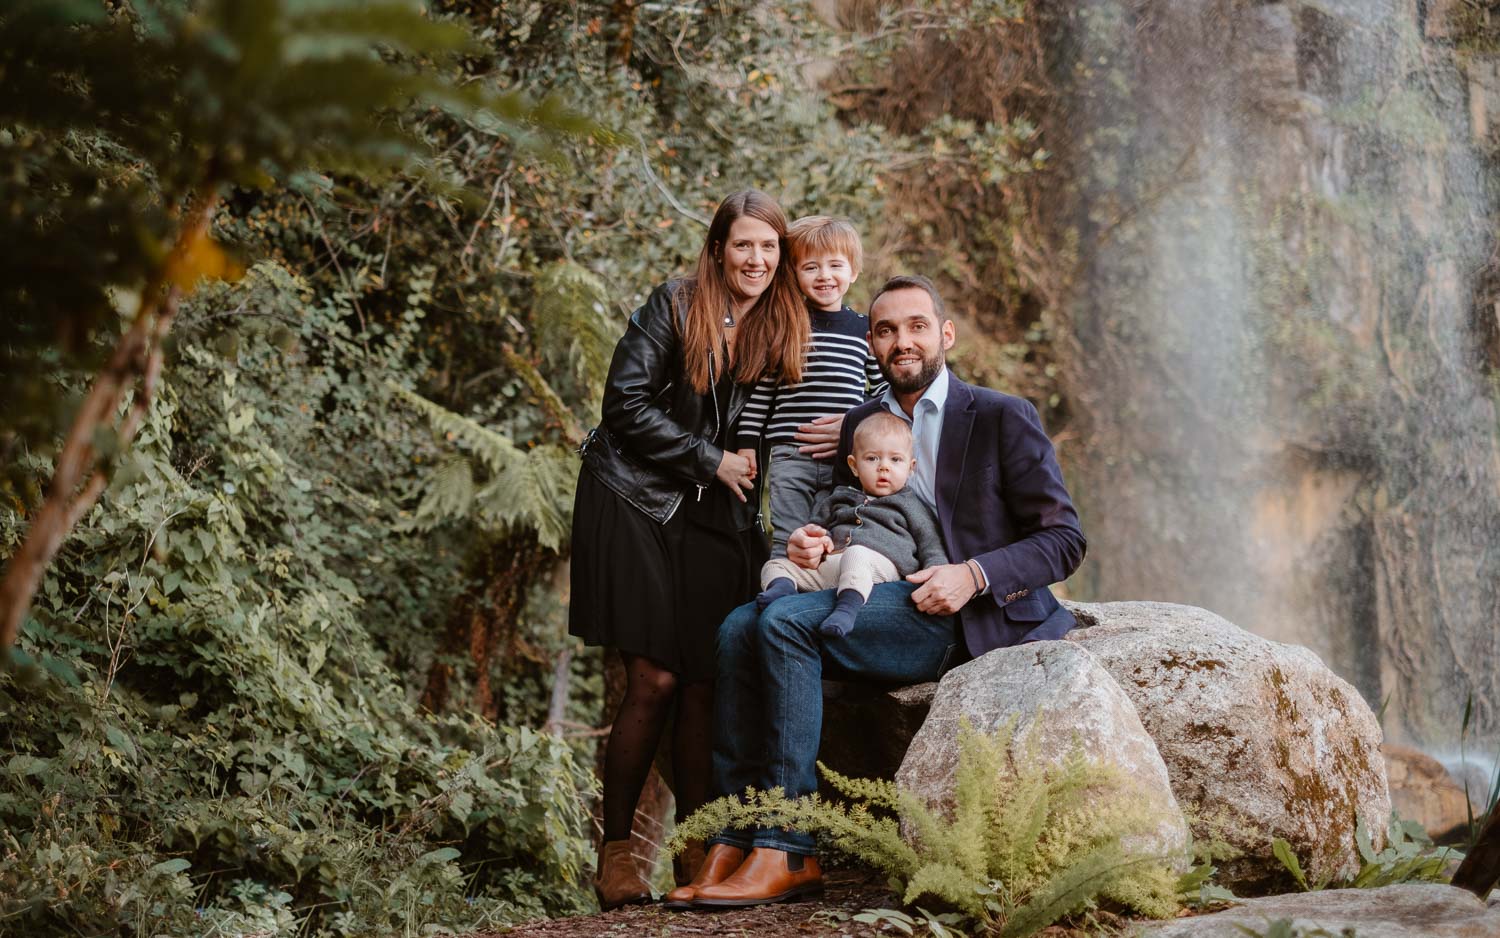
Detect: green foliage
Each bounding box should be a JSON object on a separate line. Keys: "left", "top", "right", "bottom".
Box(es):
{"left": 1460, "top": 692, "right": 1500, "bottom": 850}
{"left": 1350, "top": 815, "right": 1462, "bottom": 888}
{"left": 1177, "top": 861, "right": 1238, "bottom": 910}
{"left": 846, "top": 905, "right": 970, "bottom": 937}
{"left": 3, "top": 1, "right": 917, "bottom": 932}
{"left": 1, "top": 271, "right": 596, "bottom": 935}
{"left": 390, "top": 384, "right": 576, "bottom": 549}
{"left": 1271, "top": 838, "right": 1314, "bottom": 892}
{"left": 1267, "top": 811, "right": 1460, "bottom": 897}
{"left": 672, "top": 722, "right": 1181, "bottom": 937}
{"left": 0, "top": 0, "right": 585, "bottom": 486}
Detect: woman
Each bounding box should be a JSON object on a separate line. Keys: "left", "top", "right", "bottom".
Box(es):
{"left": 570, "top": 190, "right": 808, "bottom": 909}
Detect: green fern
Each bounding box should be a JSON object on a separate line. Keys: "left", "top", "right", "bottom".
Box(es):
{"left": 389, "top": 384, "right": 574, "bottom": 548}
{"left": 531, "top": 261, "right": 618, "bottom": 403}
{"left": 671, "top": 722, "right": 1183, "bottom": 936}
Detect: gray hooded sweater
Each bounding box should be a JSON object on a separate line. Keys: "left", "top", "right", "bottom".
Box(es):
{"left": 810, "top": 484, "right": 948, "bottom": 577}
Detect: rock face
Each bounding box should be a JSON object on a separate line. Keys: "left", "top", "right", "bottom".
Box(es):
{"left": 1135, "top": 884, "right": 1500, "bottom": 938}
{"left": 894, "top": 641, "right": 1189, "bottom": 862}
{"left": 1064, "top": 600, "right": 1391, "bottom": 890}
{"left": 1383, "top": 744, "right": 1476, "bottom": 842}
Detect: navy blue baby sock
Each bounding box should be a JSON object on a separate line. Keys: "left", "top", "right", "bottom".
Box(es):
{"left": 756, "top": 577, "right": 797, "bottom": 611}
{"left": 819, "top": 589, "right": 865, "bottom": 638}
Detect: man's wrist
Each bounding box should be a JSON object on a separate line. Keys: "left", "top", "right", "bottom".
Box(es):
{"left": 964, "top": 559, "right": 986, "bottom": 596}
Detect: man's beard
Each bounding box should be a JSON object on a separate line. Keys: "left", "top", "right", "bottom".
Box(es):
{"left": 881, "top": 347, "right": 944, "bottom": 394}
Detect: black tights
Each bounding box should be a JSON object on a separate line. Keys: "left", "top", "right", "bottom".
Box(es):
{"left": 601, "top": 654, "right": 715, "bottom": 842}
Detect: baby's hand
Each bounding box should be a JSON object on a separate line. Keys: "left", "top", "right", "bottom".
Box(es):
{"left": 736, "top": 447, "right": 758, "bottom": 481}
{"left": 787, "top": 524, "right": 832, "bottom": 570}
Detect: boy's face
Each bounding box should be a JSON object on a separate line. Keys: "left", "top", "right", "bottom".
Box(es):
{"left": 847, "top": 430, "right": 914, "bottom": 497}
{"left": 795, "top": 251, "right": 857, "bottom": 311}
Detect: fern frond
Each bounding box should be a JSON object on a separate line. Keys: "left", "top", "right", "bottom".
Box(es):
{"left": 531, "top": 261, "right": 617, "bottom": 401}
{"left": 903, "top": 862, "right": 988, "bottom": 917}
{"left": 389, "top": 384, "right": 576, "bottom": 548}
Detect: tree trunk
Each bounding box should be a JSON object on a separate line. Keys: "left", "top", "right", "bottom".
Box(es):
{"left": 1452, "top": 810, "right": 1500, "bottom": 898}
{"left": 420, "top": 530, "right": 553, "bottom": 718}
{"left": 0, "top": 188, "right": 221, "bottom": 658}
{"left": 606, "top": 0, "right": 639, "bottom": 70}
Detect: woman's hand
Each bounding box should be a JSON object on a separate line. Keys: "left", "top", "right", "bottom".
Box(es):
{"left": 794, "top": 414, "right": 844, "bottom": 460}
{"left": 735, "top": 447, "right": 759, "bottom": 480}
{"left": 716, "top": 449, "right": 757, "bottom": 502}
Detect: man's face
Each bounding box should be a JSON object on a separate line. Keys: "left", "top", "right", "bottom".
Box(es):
{"left": 868, "top": 287, "right": 955, "bottom": 394}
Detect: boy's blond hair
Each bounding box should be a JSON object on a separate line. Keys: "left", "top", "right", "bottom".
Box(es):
{"left": 786, "top": 215, "right": 863, "bottom": 276}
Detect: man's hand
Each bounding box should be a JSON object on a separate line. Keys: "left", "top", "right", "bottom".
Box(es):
{"left": 793, "top": 414, "right": 843, "bottom": 460}
{"left": 907, "top": 563, "right": 978, "bottom": 615}
{"left": 735, "top": 447, "right": 758, "bottom": 480}
{"left": 786, "top": 524, "right": 833, "bottom": 570}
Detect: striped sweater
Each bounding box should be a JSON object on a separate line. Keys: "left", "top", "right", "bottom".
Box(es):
{"left": 733, "top": 303, "right": 886, "bottom": 449}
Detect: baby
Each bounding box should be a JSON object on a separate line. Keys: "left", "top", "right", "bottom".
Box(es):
{"left": 755, "top": 410, "right": 947, "bottom": 637}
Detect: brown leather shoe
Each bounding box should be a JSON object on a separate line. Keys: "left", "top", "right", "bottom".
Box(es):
{"left": 592, "top": 839, "right": 651, "bottom": 911}
{"left": 662, "top": 843, "right": 745, "bottom": 911}
{"left": 691, "top": 847, "right": 823, "bottom": 908}
{"left": 672, "top": 838, "right": 707, "bottom": 887}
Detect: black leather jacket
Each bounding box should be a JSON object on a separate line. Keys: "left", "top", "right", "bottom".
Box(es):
{"left": 579, "top": 280, "right": 759, "bottom": 529}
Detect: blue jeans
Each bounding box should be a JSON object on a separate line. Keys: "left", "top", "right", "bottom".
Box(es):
{"left": 710, "top": 581, "right": 958, "bottom": 855}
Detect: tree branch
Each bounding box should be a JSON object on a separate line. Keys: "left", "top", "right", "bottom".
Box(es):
{"left": 0, "top": 188, "right": 220, "bottom": 659}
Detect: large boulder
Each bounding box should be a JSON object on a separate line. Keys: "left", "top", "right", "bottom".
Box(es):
{"left": 895, "top": 641, "right": 1189, "bottom": 862}
{"left": 1135, "top": 883, "right": 1500, "bottom": 938}
{"left": 1064, "top": 600, "right": 1391, "bottom": 890}
{"left": 1383, "top": 744, "right": 1475, "bottom": 842}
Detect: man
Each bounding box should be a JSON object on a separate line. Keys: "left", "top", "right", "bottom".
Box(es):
{"left": 669, "top": 275, "right": 1087, "bottom": 909}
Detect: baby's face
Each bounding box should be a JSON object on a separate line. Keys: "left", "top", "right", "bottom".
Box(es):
{"left": 847, "top": 431, "right": 913, "bottom": 497}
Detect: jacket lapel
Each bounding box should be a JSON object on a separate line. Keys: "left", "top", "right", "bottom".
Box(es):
{"left": 937, "top": 373, "right": 975, "bottom": 533}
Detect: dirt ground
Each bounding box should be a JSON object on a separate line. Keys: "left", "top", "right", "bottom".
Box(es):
{"left": 475, "top": 868, "right": 1139, "bottom": 937}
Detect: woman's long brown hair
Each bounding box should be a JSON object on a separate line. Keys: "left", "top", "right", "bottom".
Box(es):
{"left": 676, "top": 190, "right": 807, "bottom": 393}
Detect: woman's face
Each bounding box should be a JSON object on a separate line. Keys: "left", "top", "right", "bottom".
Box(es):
{"left": 719, "top": 216, "right": 780, "bottom": 308}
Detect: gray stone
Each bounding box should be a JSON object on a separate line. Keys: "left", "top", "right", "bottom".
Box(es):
{"left": 895, "top": 640, "right": 1190, "bottom": 862}
{"left": 1064, "top": 601, "right": 1391, "bottom": 891}
{"left": 1135, "top": 883, "right": 1500, "bottom": 937}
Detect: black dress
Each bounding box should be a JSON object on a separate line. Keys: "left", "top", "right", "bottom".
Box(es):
{"left": 569, "top": 367, "right": 767, "bottom": 682}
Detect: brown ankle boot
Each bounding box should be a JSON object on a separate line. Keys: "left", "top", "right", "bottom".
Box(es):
{"left": 692, "top": 847, "right": 823, "bottom": 908}
{"left": 662, "top": 843, "right": 745, "bottom": 910}
{"left": 592, "top": 839, "right": 651, "bottom": 911}
{"left": 672, "top": 838, "right": 707, "bottom": 887}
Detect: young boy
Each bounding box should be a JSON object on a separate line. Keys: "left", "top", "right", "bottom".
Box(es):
{"left": 734, "top": 215, "right": 886, "bottom": 556}
{"left": 756, "top": 411, "right": 947, "bottom": 637}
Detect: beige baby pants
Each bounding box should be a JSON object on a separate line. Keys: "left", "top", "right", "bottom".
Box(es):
{"left": 760, "top": 545, "right": 900, "bottom": 601}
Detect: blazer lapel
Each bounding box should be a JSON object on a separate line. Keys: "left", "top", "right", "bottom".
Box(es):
{"left": 936, "top": 373, "right": 975, "bottom": 533}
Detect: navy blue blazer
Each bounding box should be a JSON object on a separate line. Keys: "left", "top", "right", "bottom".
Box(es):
{"left": 833, "top": 372, "right": 1086, "bottom": 657}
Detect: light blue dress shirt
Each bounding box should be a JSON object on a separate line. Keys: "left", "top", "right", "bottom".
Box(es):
{"left": 878, "top": 366, "right": 949, "bottom": 513}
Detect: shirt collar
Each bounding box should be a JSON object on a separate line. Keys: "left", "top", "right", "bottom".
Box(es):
{"left": 880, "top": 365, "right": 950, "bottom": 420}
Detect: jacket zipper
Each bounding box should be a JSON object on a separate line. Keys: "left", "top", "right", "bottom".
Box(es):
{"left": 698, "top": 351, "right": 720, "bottom": 502}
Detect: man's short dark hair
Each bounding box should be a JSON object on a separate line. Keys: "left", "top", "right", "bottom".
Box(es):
{"left": 868, "top": 274, "right": 946, "bottom": 321}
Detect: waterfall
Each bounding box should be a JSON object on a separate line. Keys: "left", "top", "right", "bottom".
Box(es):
{"left": 1056, "top": 0, "right": 1500, "bottom": 749}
